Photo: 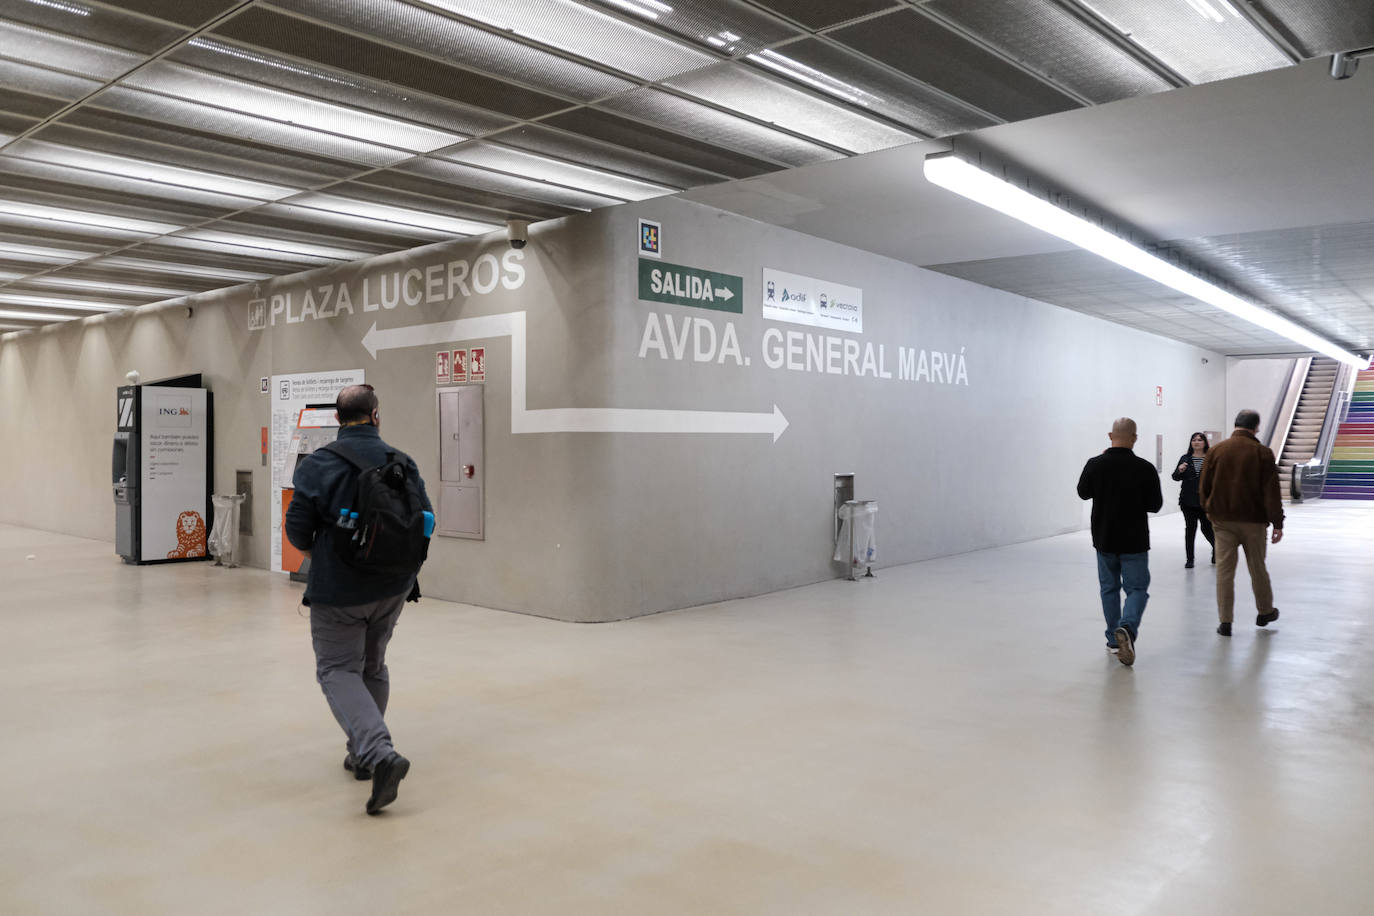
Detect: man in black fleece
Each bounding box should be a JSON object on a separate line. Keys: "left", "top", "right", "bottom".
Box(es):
{"left": 1076, "top": 417, "right": 1164, "bottom": 667}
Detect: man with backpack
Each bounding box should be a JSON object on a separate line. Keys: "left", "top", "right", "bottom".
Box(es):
{"left": 285, "top": 384, "right": 433, "bottom": 815}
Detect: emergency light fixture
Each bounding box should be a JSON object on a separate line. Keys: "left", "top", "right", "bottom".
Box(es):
{"left": 923, "top": 152, "right": 1368, "bottom": 368}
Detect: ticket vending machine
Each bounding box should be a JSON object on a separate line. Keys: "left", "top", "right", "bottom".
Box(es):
{"left": 113, "top": 375, "right": 213, "bottom": 564}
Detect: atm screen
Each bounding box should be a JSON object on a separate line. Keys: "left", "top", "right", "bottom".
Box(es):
{"left": 112, "top": 436, "right": 128, "bottom": 484}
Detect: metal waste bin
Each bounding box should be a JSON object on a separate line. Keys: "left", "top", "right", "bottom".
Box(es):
{"left": 209, "top": 494, "right": 246, "bottom": 567}
{"left": 834, "top": 499, "right": 877, "bottom": 580}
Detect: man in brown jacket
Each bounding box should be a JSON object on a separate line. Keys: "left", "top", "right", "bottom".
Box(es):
{"left": 1198, "top": 409, "right": 1283, "bottom": 636}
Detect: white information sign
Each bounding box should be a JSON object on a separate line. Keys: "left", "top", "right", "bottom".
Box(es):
{"left": 270, "top": 369, "right": 364, "bottom": 572}
{"left": 761, "top": 268, "right": 863, "bottom": 334}
{"left": 140, "top": 387, "right": 209, "bottom": 562}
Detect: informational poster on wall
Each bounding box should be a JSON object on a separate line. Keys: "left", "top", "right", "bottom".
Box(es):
{"left": 140, "top": 386, "right": 209, "bottom": 562}
{"left": 761, "top": 267, "right": 863, "bottom": 334}
{"left": 269, "top": 369, "right": 364, "bottom": 572}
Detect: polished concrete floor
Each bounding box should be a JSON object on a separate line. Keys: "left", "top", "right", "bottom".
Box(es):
{"left": 3, "top": 501, "right": 1373, "bottom": 915}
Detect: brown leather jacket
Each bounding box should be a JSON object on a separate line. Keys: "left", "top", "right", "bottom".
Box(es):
{"left": 1198, "top": 429, "right": 1284, "bottom": 529}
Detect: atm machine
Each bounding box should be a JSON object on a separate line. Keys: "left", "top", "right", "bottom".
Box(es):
{"left": 113, "top": 374, "right": 213, "bottom": 564}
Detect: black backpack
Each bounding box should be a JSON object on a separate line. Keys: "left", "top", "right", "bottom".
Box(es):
{"left": 323, "top": 442, "right": 429, "bottom": 577}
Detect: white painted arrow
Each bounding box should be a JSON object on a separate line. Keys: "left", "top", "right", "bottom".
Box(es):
{"left": 715, "top": 286, "right": 734, "bottom": 301}
{"left": 362, "top": 312, "right": 788, "bottom": 441}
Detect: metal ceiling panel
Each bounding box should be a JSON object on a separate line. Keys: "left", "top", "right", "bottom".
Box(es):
{"left": 0, "top": 1, "right": 184, "bottom": 54}
{"left": 268, "top": 0, "right": 635, "bottom": 102}
{"left": 0, "top": 156, "right": 264, "bottom": 212}
{"left": 166, "top": 38, "right": 515, "bottom": 138}
{"left": 830, "top": 10, "right": 1083, "bottom": 121}
{"left": 495, "top": 123, "right": 730, "bottom": 188}
{"left": 0, "top": 58, "right": 103, "bottom": 104}
{"left": 229, "top": 207, "right": 451, "bottom": 247}
{"left": 0, "top": 20, "right": 145, "bottom": 80}
{"left": 89, "top": 86, "right": 419, "bottom": 167}
{"left": 122, "top": 62, "right": 466, "bottom": 153}
{"left": 597, "top": 89, "right": 843, "bottom": 166}
{"left": 206, "top": 10, "right": 565, "bottom": 122}
{"left": 400, "top": 158, "right": 622, "bottom": 212}
{"left": 419, "top": 0, "right": 717, "bottom": 82}
{"left": 748, "top": 0, "right": 898, "bottom": 30}
{"left": 739, "top": 38, "right": 997, "bottom": 137}
{"left": 540, "top": 108, "right": 779, "bottom": 179}
{"left": 0, "top": 114, "right": 40, "bottom": 143}
{"left": 108, "top": 0, "right": 245, "bottom": 28}
{"left": 664, "top": 62, "right": 918, "bottom": 154}
{"left": 0, "top": 90, "right": 67, "bottom": 121}
{"left": 1259, "top": 0, "right": 1374, "bottom": 57}
{"left": 582, "top": 0, "right": 802, "bottom": 56}
{"left": 1078, "top": 0, "right": 1291, "bottom": 83}
{"left": 344, "top": 174, "right": 577, "bottom": 223}
{"left": 925, "top": 0, "right": 1174, "bottom": 103}
{"left": 439, "top": 142, "right": 677, "bottom": 201}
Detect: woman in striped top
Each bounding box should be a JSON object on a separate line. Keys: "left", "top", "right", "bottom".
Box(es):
{"left": 1171, "top": 431, "right": 1215, "bottom": 568}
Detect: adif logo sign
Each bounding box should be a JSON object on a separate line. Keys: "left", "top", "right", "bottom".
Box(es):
{"left": 157, "top": 395, "right": 192, "bottom": 428}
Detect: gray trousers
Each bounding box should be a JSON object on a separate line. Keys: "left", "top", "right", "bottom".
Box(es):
{"left": 310, "top": 592, "right": 406, "bottom": 769}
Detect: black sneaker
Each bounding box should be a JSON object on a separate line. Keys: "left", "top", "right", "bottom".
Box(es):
{"left": 1113, "top": 627, "right": 1135, "bottom": 666}
{"left": 366, "top": 753, "right": 410, "bottom": 815}
{"left": 1217, "top": 621, "right": 1232, "bottom": 637}
{"left": 1185, "top": 559, "right": 1194, "bottom": 568}
{"left": 344, "top": 753, "right": 371, "bottom": 781}
{"left": 1211, "top": 552, "right": 1216, "bottom": 565}
{"left": 1257, "top": 608, "right": 1280, "bottom": 627}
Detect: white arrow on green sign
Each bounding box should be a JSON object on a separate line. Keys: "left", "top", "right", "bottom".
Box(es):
{"left": 638, "top": 259, "right": 743, "bottom": 313}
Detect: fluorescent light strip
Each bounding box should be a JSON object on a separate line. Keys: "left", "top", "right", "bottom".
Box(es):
{"left": 284, "top": 194, "right": 500, "bottom": 235}
{"left": 923, "top": 154, "right": 1368, "bottom": 368}
{"left": 23, "top": 0, "right": 90, "bottom": 14}
{"left": 0, "top": 294, "right": 130, "bottom": 312}
{"left": 27, "top": 276, "right": 196, "bottom": 298}
{"left": 1184, "top": 0, "right": 1225, "bottom": 23}
{"left": 748, "top": 49, "right": 870, "bottom": 106}
{"left": 187, "top": 39, "right": 361, "bottom": 88}
{"left": 0, "top": 241, "right": 95, "bottom": 262}
{"left": 14, "top": 141, "right": 301, "bottom": 201}
{"left": 93, "top": 256, "right": 271, "bottom": 282}
{"left": 0, "top": 201, "right": 184, "bottom": 235}
{"left": 170, "top": 230, "right": 376, "bottom": 262}
{"left": 600, "top": 0, "right": 672, "bottom": 20}
{"left": 0, "top": 309, "right": 82, "bottom": 322}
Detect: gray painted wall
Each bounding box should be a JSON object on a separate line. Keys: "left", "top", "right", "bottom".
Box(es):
{"left": 0, "top": 197, "right": 1226, "bottom": 620}
{"left": 1225, "top": 356, "right": 1297, "bottom": 447}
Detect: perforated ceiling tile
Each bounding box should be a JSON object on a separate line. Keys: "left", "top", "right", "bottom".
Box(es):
{"left": 401, "top": 158, "right": 622, "bottom": 212}
{"left": 271, "top": 0, "right": 635, "bottom": 102}
{"left": 541, "top": 108, "right": 778, "bottom": 179}
{"left": 0, "top": 58, "right": 103, "bottom": 102}
{"left": 665, "top": 63, "right": 916, "bottom": 154}
{"left": 738, "top": 39, "right": 995, "bottom": 137}
{"left": 1, "top": 0, "right": 184, "bottom": 53}
{"left": 1078, "top": 0, "right": 1291, "bottom": 83}
{"left": 495, "top": 124, "right": 727, "bottom": 189}
{"left": 104, "top": 0, "right": 244, "bottom": 28}
{"left": 439, "top": 143, "right": 676, "bottom": 201}
{"left": 830, "top": 10, "right": 1081, "bottom": 121}
{"left": 925, "top": 0, "right": 1174, "bottom": 103}
{"left": 348, "top": 174, "right": 577, "bottom": 223}
{"left": 0, "top": 20, "right": 145, "bottom": 80}
{"left": 597, "top": 89, "right": 843, "bottom": 167}
{"left": 581, "top": 0, "right": 801, "bottom": 56}
{"left": 0, "top": 89, "right": 66, "bottom": 121}
{"left": 206, "top": 10, "right": 563, "bottom": 122}
{"left": 1260, "top": 0, "right": 1374, "bottom": 57}
{"left": 750, "top": 0, "right": 899, "bottom": 30}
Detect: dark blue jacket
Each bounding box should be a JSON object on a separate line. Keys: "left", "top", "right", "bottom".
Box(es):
{"left": 285, "top": 424, "right": 432, "bottom": 607}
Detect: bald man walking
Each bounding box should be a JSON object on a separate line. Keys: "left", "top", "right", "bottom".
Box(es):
{"left": 1077, "top": 418, "right": 1164, "bottom": 666}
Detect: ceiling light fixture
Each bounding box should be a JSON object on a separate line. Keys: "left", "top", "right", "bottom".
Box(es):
{"left": 28, "top": 276, "right": 196, "bottom": 298}
{"left": 747, "top": 49, "right": 871, "bottom": 106}
{"left": 0, "top": 241, "right": 94, "bottom": 263}
{"left": 92, "top": 256, "right": 272, "bottom": 282}
{"left": 283, "top": 194, "right": 501, "bottom": 236}
{"left": 923, "top": 153, "right": 1368, "bottom": 368}
{"left": 0, "top": 201, "right": 184, "bottom": 235}
{"left": 600, "top": 0, "right": 673, "bottom": 20}
{"left": 167, "top": 230, "right": 376, "bottom": 262}
{"left": 0, "top": 308, "right": 83, "bottom": 322}
{"left": 1182, "top": 0, "right": 1225, "bottom": 24}
{"left": 21, "top": 0, "right": 90, "bottom": 15}
{"left": 0, "top": 294, "right": 131, "bottom": 312}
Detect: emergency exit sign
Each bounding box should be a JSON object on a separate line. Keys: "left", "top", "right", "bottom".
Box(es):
{"left": 638, "top": 259, "right": 743, "bottom": 313}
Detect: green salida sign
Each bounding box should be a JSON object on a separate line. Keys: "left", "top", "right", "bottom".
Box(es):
{"left": 638, "top": 259, "right": 743, "bottom": 313}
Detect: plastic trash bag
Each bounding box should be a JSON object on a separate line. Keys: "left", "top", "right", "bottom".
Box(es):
{"left": 833, "top": 500, "right": 877, "bottom": 568}
{"left": 209, "top": 494, "right": 245, "bottom": 567}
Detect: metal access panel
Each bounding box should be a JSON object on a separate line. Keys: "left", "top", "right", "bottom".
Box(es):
{"left": 437, "top": 385, "right": 484, "bottom": 539}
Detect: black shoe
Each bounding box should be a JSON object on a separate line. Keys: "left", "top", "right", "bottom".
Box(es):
{"left": 1257, "top": 608, "right": 1280, "bottom": 627}
{"left": 366, "top": 753, "right": 410, "bottom": 815}
{"left": 343, "top": 753, "right": 372, "bottom": 781}
{"left": 1210, "top": 552, "right": 1216, "bottom": 565}
{"left": 1217, "top": 622, "right": 1231, "bottom": 637}
{"left": 1185, "top": 559, "right": 1194, "bottom": 568}
{"left": 1113, "top": 627, "right": 1134, "bottom": 666}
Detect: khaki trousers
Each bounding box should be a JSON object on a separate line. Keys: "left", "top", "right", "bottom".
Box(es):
{"left": 1212, "top": 519, "right": 1275, "bottom": 623}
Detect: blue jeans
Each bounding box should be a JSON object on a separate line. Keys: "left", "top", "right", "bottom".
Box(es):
{"left": 1097, "top": 551, "right": 1150, "bottom": 645}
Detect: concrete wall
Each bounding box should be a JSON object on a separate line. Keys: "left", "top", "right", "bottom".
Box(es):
{"left": 0, "top": 196, "right": 1226, "bottom": 620}
{"left": 1225, "top": 356, "right": 1297, "bottom": 447}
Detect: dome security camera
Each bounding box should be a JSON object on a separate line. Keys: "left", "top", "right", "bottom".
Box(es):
{"left": 126, "top": 370, "right": 141, "bottom": 385}
{"left": 506, "top": 219, "right": 529, "bottom": 250}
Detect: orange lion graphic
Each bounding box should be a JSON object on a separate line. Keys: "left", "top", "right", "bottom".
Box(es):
{"left": 167, "top": 510, "right": 207, "bottom": 559}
